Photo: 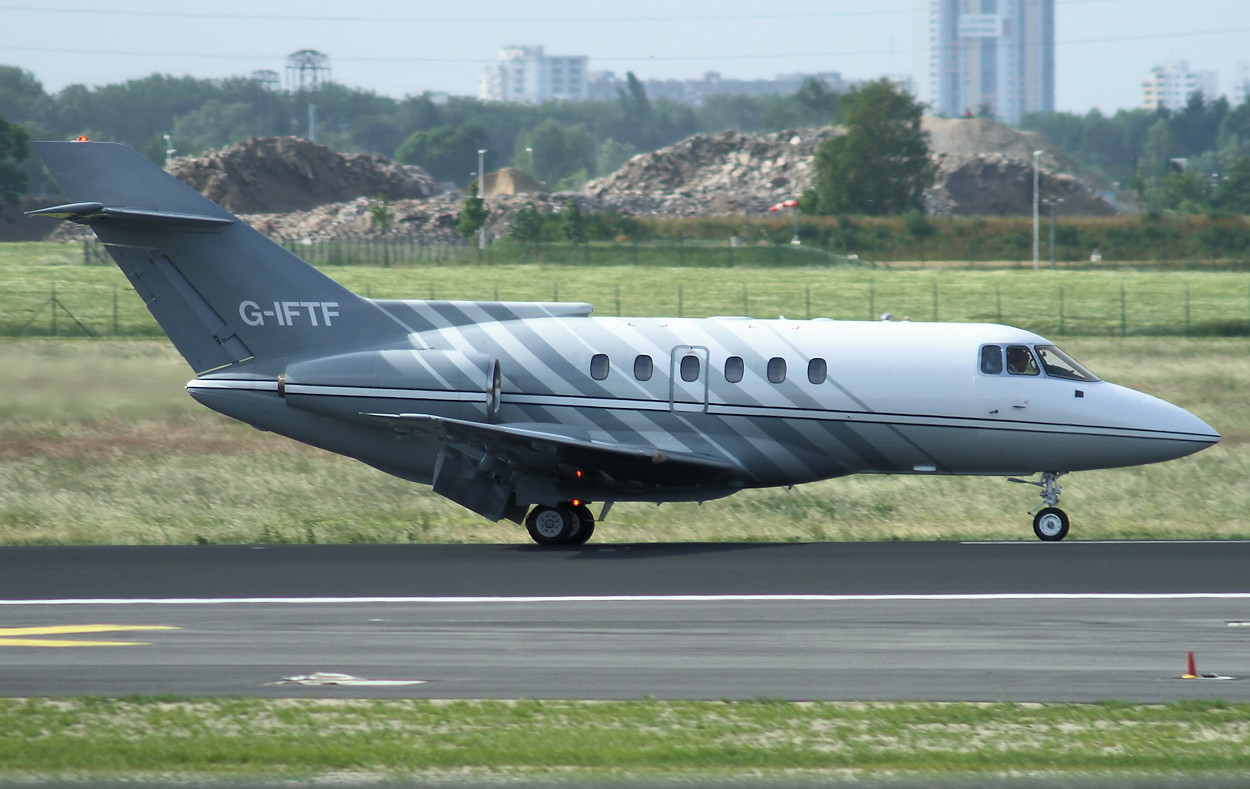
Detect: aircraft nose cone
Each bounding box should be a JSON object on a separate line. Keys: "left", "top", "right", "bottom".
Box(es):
{"left": 1107, "top": 383, "right": 1219, "bottom": 462}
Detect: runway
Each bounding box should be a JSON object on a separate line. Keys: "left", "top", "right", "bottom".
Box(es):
{"left": 2, "top": 541, "right": 1249, "bottom": 702}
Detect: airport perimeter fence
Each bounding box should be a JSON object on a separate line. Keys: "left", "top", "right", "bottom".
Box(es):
{"left": 269, "top": 236, "right": 859, "bottom": 269}
{"left": 10, "top": 240, "right": 1250, "bottom": 339}
{"left": 270, "top": 234, "right": 1250, "bottom": 271}
{"left": 80, "top": 236, "right": 1250, "bottom": 271}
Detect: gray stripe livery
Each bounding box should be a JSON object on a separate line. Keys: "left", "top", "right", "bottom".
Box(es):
{"left": 30, "top": 141, "right": 1219, "bottom": 543}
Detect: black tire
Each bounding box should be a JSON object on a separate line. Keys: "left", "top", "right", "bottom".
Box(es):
{"left": 525, "top": 505, "right": 578, "bottom": 545}
{"left": 1033, "top": 507, "right": 1070, "bottom": 541}
{"left": 568, "top": 503, "right": 596, "bottom": 545}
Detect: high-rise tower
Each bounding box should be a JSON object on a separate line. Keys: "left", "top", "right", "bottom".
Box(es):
{"left": 929, "top": 0, "right": 1054, "bottom": 124}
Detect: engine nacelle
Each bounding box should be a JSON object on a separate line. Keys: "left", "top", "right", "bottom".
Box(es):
{"left": 282, "top": 348, "right": 502, "bottom": 423}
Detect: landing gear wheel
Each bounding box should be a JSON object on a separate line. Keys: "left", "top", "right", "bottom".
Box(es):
{"left": 1033, "top": 507, "right": 1070, "bottom": 542}
{"left": 525, "top": 505, "right": 579, "bottom": 546}
{"left": 568, "top": 503, "right": 596, "bottom": 546}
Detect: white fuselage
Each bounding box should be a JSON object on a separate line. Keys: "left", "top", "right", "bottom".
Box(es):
{"left": 192, "top": 313, "right": 1220, "bottom": 498}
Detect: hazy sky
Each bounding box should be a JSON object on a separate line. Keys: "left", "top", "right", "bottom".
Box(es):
{"left": 2, "top": 0, "right": 1248, "bottom": 114}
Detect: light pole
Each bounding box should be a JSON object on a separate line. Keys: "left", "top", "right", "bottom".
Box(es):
{"left": 526, "top": 146, "right": 534, "bottom": 175}
{"left": 162, "top": 134, "right": 176, "bottom": 168}
{"left": 1032, "top": 149, "right": 1043, "bottom": 270}
{"left": 1045, "top": 198, "right": 1064, "bottom": 269}
{"left": 477, "top": 148, "right": 487, "bottom": 251}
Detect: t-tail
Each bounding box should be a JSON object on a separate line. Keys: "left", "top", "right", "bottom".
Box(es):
{"left": 29, "top": 141, "right": 408, "bottom": 374}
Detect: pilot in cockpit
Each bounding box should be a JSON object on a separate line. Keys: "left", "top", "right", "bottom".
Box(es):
{"left": 1006, "top": 346, "right": 1038, "bottom": 375}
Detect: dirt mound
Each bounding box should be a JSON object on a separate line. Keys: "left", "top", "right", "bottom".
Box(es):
{"left": 927, "top": 153, "right": 1114, "bottom": 217}
{"left": 925, "top": 117, "right": 1046, "bottom": 160}
{"left": 480, "top": 167, "right": 548, "bottom": 196}
{"left": 168, "top": 136, "right": 442, "bottom": 213}
{"left": 923, "top": 116, "right": 1112, "bottom": 214}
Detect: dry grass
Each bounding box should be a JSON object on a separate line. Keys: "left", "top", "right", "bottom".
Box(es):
{"left": 0, "top": 337, "right": 1244, "bottom": 546}
{"left": 3, "top": 697, "right": 1250, "bottom": 780}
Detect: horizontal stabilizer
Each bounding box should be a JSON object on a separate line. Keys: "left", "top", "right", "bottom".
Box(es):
{"left": 365, "top": 412, "right": 742, "bottom": 490}
{"left": 27, "top": 202, "right": 233, "bottom": 228}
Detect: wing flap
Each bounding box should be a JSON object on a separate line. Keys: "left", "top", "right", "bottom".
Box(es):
{"left": 365, "top": 412, "right": 742, "bottom": 489}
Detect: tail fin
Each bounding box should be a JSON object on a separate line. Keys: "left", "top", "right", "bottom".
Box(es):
{"left": 30, "top": 141, "right": 406, "bottom": 374}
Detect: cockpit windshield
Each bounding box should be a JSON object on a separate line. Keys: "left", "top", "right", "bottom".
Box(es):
{"left": 1034, "top": 345, "right": 1100, "bottom": 382}
{"left": 980, "top": 343, "right": 1100, "bottom": 382}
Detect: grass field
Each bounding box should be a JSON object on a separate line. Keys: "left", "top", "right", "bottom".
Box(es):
{"left": 0, "top": 335, "right": 1243, "bottom": 546}
{"left": 5, "top": 241, "right": 1250, "bottom": 338}
{"left": 4, "top": 697, "right": 1250, "bottom": 783}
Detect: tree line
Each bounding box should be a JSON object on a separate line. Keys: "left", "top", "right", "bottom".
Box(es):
{"left": 1022, "top": 93, "right": 1250, "bottom": 214}
{"left": 497, "top": 213, "right": 1250, "bottom": 267}
{"left": 0, "top": 64, "right": 840, "bottom": 196}
{"left": 3, "top": 60, "right": 1249, "bottom": 219}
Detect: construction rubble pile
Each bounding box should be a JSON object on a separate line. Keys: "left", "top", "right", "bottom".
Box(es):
{"left": 167, "top": 136, "right": 441, "bottom": 213}
{"left": 588, "top": 118, "right": 1112, "bottom": 219}
{"left": 584, "top": 128, "right": 839, "bottom": 217}
{"left": 241, "top": 194, "right": 463, "bottom": 245}
{"left": 239, "top": 191, "right": 603, "bottom": 246}
{"left": 45, "top": 121, "right": 1114, "bottom": 243}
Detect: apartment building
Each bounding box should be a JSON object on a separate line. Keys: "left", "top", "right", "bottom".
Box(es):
{"left": 480, "top": 46, "right": 589, "bottom": 104}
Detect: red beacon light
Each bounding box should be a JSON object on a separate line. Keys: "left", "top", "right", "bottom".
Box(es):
{"left": 73, "top": 136, "right": 90, "bottom": 142}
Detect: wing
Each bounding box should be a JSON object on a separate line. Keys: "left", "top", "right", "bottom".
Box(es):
{"left": 364, "top": 412, "right": 744, "bottom": 492}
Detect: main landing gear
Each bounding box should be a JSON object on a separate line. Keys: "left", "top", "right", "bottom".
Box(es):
{"left": 1010, "top": 471, "right": 1070, "bottom": 541}
{"left": 524, "top": 501, "right": 596, "bottom": 546}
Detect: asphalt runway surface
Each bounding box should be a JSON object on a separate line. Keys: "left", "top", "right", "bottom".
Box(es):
{"left": 2, "top": 541, "right": 1250, "bottom": 702}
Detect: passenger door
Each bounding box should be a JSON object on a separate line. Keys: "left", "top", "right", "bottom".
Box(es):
{"left": 669, "top": 346, "right": 710, "bottom": 414}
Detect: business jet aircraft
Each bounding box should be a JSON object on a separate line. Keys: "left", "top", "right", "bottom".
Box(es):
{"left": 30, "top": 140, "right": 1220, "bottom": 544}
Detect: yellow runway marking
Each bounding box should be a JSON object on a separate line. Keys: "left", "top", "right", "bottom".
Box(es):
{"left": 0, "top": 625, "right": 179, "bottom": 647}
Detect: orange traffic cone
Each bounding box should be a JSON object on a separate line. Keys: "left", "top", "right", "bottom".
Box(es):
{"left": 1182, "top": 651, "right": 1198, "bottom": 679}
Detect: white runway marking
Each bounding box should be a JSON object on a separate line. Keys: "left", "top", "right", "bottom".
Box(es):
{"left": 267, "top": 672, "right": 427, "bottom": 687}
{"left": 2, "top": 593, "right": 1250, "bottom": 606}
{"left": 963, "top": 540, "right": 1250, "bottom": 545}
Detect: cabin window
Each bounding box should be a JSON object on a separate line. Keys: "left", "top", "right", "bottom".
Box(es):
{"left": 1006, "top": 345, "right": 1040, "bottom": 376}
{"left": 1036, "top": 345, "right": 1100, "bottom": 382}
{"left": 633, "top": 354, "right": 653, "bottom": 381}
{"left": 807, "top": 358, "right": 827, "bottom": 385}
{"left": 980, "top": 345, "right": 1003, "bottom": 374}
{"left": 680, "top": 354, "right": 701, "bottom": 382}
{"left": 724, "top": 356, "right": 744, "bottom": 383}
{"left": 590, "top": 353, "right": 610, "bottom": 380}
{"left": 767, "top": 357, "right": 787, "bottom": 384}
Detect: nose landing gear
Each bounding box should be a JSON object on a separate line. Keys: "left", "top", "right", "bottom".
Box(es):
{"left": 1032, "top": 506, "right": 1070, "bottom": 541}
{"left": 524, "top": 501, "right": 596, "bottom": 546}
{"left": 1010, "top": 472, "right": 1070, "bottom": 541}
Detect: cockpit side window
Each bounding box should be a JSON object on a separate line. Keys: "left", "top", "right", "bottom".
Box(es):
{"left": 1005, "top": 345, "right": 1040, "bottom": 376}
{"left": 1036, "top": 345, "right": 1100, "bottom": 382}
{"left": 980, "top": 345, "right": 1003, "bottom": 374}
